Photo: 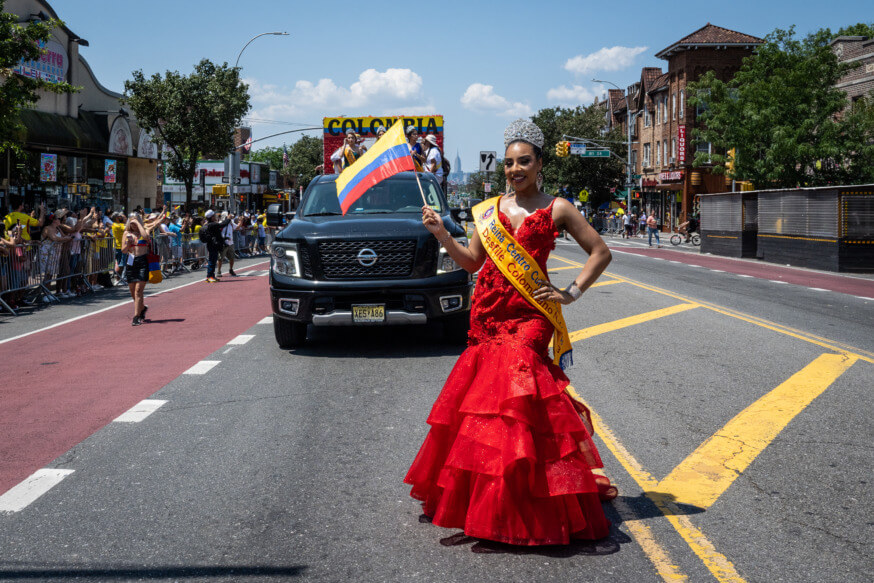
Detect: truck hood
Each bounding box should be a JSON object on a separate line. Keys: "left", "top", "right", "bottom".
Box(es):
{"left": 277, "top": 214, "right": 463, "bottom": 240}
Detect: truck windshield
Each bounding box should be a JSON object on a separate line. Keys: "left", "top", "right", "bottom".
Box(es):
{"left": 301, "top": 178, "right": 444, "bottom": 216}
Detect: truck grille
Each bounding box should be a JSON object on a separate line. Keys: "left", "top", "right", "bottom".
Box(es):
{"left": 318, "top": 240, "right": 416, "bottom": 279}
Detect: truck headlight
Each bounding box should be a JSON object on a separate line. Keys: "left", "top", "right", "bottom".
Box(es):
{"left": 271, "top": 243, "right": 301, "bottom": 277}
{"left": 437, "top": 237, "right": 468, "bottom": 274}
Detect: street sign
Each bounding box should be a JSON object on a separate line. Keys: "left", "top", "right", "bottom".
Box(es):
{"left": 221, "top": 177, "right": 229, "bottom": 183}
{"left": 480, "top": 151, "right": 497, "bottom": 172}
{"left": 577, "top": 149, "right": 610, "bottom": 158}
{"left": 233, "top": 177, "right": 242, "bottom": 185}
{"left": 569, "top": 143, "right": 587, "bottom": 155}
{"left": 484, "top": 182, "right": 492, "bottom": 193}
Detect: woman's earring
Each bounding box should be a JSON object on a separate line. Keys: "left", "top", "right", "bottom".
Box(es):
{"left": 536, "top": 172, "right": 544, "bottom": 191}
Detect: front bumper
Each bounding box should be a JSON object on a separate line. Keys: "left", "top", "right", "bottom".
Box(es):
{"left": 270, "top": 276, "right": 473, "bottom": 326}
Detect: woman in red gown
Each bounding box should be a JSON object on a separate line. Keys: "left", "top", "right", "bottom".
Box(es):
{"left": 408, "top": 119, "right": 616, "bottom": 546}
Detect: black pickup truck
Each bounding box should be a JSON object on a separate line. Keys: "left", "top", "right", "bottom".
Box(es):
{"left": 266, "top": 172, "right": 472, "bottom": 348}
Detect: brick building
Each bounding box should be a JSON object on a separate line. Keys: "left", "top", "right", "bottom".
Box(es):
{"left": 832, "top": 35, "right": 874, "bottom": 104}
{"left": 611, "top": 24, "right": 763, "bottom": 229}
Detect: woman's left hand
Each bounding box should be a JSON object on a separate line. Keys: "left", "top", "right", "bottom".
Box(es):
{"left": 533, "top": 281, "right": 574, "bottom": 305}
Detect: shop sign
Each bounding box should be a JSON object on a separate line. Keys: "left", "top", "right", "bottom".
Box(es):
{"left": 250, "top": 164, "right": 261, "bottom": 185}
{"left": 678, "top": 125, "right": 686, "bottom": 164}
{"left": 137, "top": 130, "right": 159, "bottom": 159}
{"left": 109, "top": 118, "right": 133, "bottom": 156}
{"left": 641, "top": 178, "right": 658, "bottom": 188}
{"left": 659, "top": 171, "right": 684, "bottom": 182}
{"left": 105, "top": 160, "right": 117, "bottom": 183}
{"left": 40, "top": 154, "right": 57, "bottom": 182}
{"left": 14, "top": 39, "right": 68, "bottom": 84}
{"left": 162, "top": 161, "right": 250, "bottom": 188}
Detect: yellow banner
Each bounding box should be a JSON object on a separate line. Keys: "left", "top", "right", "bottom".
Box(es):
{"left": 473, "top": 198, "right": 573, "bottom": 370}
{"left": 322, "top": 115, "right": 444, "bottom": 138}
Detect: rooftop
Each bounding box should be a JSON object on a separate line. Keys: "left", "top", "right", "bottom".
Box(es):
{"left": 656, "top": 23, "right": 764, "bottom": 59}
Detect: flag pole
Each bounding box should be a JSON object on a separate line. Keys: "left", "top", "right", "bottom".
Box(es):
{"left": 413, "top": 167, "right": 429, "bottom": 208}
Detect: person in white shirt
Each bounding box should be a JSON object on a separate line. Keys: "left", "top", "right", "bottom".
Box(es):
{"left": 216, "top": 211, "right": 238, "bottom": 277}
{"left": 423, "top": 134, "right": 445, "bottom": 193}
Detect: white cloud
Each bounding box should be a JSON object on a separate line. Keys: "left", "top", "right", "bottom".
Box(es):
{"left": 546, "top": 84, "right": 600, "bottom": 105}
{"left": 564, "top": 46, "right": 648, "bottom": 75}
{"left": 460, "top": 83, "right": 531, "bottom": 117}
{"left": 246, "top": 68, "right": 426, "bottom": 116}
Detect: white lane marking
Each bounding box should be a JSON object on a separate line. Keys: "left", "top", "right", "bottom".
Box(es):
{"left": 668, "top": 261, "right": 681, "bottom": 264}
{"left": 0, "top": 469, "right": 74, "bottom": 513}
{"left": 183, "top": 360, "right": 220, "bottom": 375}
{"left": 856, "top": 296, "right": 873, "bottom": 301}
{"left": 113, "top": 399, "right": 167, "bottom": 423}
{"left": 736, "top": 274, "right": 753, "bottom": 278}
{"left": 710, "top": 270, "right": 724, "bottom": 273}
{"left": 771, "top": 280, "right": 789, "bottom": 284}
{"left": 228, "top": 334, "right": 254, "bottom": 345}
{"left": 223, "top": 347, "right": 234, "bottom": 354}
{"left": 257, "top": 317, "right": 273, "bottom": 325}
{"left": 808, "top": 288, "right": 828, "bottom": 292}
{"left": 0, "top": 261, "right": 270, "bottom": 346}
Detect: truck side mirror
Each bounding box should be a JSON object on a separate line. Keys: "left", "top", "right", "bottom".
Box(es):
{"left": 266, "top": 204, "right": 283, "bottom": 227}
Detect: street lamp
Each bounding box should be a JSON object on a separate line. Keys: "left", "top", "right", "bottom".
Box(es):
{"left": 593, "top": 78, "right": 642, "bottom": 215}
{"left": 230, "top": 32, "right": 289, "bottom": 212}
{"left": 235, "top": 32, "right": 289, "bottom": 69}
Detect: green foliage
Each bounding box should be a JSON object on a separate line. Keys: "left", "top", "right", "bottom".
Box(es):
{"left": 0, "top": 1, "right": 78, "bottom": 152}
{"left": 531, "top": 105, "right": 625, "bottom": 208}
{"left": 123, "top": 59, "right": 250, "bottom": 207}
{"left": 688, "top": 26, "right": 874, "bottom": 188}
{"left": 466, "top": 160, "right": 504, "bottom": 199}
{"left": 247, "top": 136, "right": 324, "bottom": 191}
{"left": 832, "top": 22, "right": 874, "bottom": 38}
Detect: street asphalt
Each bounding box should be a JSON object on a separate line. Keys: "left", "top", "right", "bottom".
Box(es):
{"left": 0, "top": 244, "right": 871, "bottom": 582}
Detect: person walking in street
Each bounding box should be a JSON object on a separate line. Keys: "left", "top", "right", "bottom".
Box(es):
{"left": 202, "top": 209, "right": 230, "bottom": 283}
{"left": 623, "top": 211, "right": 632, "bottom": 238}
{"left": 121, "top": 212, "right": 152, "bottom": 326}
{"left": 409, "top": 119, "right": 616, "bottom": 547}
{"left": 647, "top": 212, "right": 662, "bottom": 247}
{"left": 216, "top": 211, "right": 238, "bottom": 278}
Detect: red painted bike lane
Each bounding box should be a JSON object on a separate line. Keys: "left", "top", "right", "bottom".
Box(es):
{"left": 0, "top": 269, "right": 271, "bottom": 495}
{"left": 611, "top": 247, "right": 874, "bottom": 298}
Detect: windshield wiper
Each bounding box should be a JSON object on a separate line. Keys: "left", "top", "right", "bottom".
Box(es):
{"left": 306, "top": 212, "right": 342, "bottom": 216}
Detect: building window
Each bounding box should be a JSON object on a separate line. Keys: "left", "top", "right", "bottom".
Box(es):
{"left": 663, "top": 139, "right": 669, "bottom": 166}
{"left": 643, "top": 143, "right": 651, "bottom": 167}
{"left": 631, "top": 149, "right": 638, "bottom": 172}
{"left": 655, "top": 142, "right": 660, "bottom": 167}
{"left": 680, "top": 90, "right": 685, "bottom": 119}
{"left": 662, "top": 96, "right": 668, "bottom": 123}
{"left": 696, "top": 89, "right": 710, "bottom": 118}
{"left": 672, "top": 137, "right": 677, "bottom": 162}
{"left": 644, "top": 107, "right": 651, "bottom": 127}
{"left": 672, "top": 93, "right": 676, "bottom": 120}
{"left": 696, "top": 141, "right": 711, "bottom": 163}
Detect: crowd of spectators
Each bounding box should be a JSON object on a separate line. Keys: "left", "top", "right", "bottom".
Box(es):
{"left": 1, "top": 197, "right": 273, "bottom": 311}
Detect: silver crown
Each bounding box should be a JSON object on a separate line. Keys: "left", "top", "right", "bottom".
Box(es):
{"left": 504, "top": 119, "right": 544, "bottom": 150}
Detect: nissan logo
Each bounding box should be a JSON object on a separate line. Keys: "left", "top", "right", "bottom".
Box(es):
{"left": 357, "top": 248, "right": 378, "bottom": 267}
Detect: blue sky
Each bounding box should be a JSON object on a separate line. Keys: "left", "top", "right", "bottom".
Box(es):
{"left": 61, "top": 0, "right": 868, "bottom": 172}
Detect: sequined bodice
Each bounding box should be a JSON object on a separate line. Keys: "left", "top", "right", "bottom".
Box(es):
{"left": 469, "top": 201, "right": 559, "bottom": 354}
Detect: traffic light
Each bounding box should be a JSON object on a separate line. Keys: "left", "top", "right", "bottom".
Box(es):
{"left": 555, "top": 141, "right": 570, "bottom": 157}
{"left": 726, "top": 148, "right": 736, "bottom": 177}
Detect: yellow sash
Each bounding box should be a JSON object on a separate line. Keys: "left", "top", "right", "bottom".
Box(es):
{"left": 342, "top": 146, "right": 358, "bottom": 169}
{"left": 473, "top": 197, "right": 573, "bottom": 370}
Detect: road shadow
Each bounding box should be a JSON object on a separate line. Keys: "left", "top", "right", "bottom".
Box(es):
{"left": 0, "top": 563, "right": 306, "bottom": 580}
{"left": 613, "top": 492, "right": 705, "bottom": 519}
{"left": 420, "top": 512, "right": 631, "bottom": 557}
{"left": 288, "top": 324, "right": 467, "bottom": 359}
{"left": 141, "top": 318, "right": 186, "bottom": 324}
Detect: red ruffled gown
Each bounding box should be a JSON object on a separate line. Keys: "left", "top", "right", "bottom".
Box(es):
{"left": 405, "top": 201, "right": 617, "bottom": 546}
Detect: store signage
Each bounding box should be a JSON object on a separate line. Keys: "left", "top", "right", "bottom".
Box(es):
{"left": 678, "top": 125, "right": 686, "bottom": 164}
{"left": 105, "top": 160, "right": 117, "bottom": 184}
{"left": 642, "top": 178, "right": 658, "bottom": 188}
{"left": 14, "top": 39, "right": 68, "bottom": 84}
{"left": 162, "top": 161, "right": 250, "bottom": 186}
{"left": 40, "top": 154, "right": 57, "bottom": 182}
{"left": 659, "top": 171, "right": 684, "bottom": 182}
{"left": 108, "top": 118, "right": 133, "bottom": 156}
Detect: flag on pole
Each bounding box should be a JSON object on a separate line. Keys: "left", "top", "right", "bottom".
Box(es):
{"left": 334, "top": 121, "right": 415, "bottom": 215}
{"left": 282, "top": 143, "right": 289, "bottom": 169}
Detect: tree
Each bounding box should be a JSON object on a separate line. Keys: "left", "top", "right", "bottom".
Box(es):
{"left": 531, "top": 105, "right": 625, "bottom": 209}
{"left": 123, "top": 59, "right": 250, "bottom": 208}
{"left": 832, "top": 22, "right": 874, "bottom": 39}
{"left": 0, "top": 1, "right": 77, "bottom": 152}
{"left": 688, "top": 26, "right": 874, "bottom": 188}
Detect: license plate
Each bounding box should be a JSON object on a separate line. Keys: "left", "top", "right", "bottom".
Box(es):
{"left": 352, "top": 304, "right": 385, "bottom": 323}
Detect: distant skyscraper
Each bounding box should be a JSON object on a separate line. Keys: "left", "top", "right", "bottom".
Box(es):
{"left": 454, "top": 150, "right": 462, "bottom": 174}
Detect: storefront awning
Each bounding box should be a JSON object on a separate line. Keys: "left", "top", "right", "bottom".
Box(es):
{"left": 18, "top": 109, "right": 108, "bottom": 154}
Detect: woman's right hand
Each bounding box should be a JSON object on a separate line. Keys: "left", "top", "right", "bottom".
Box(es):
{"left": 421, "top": 206, "right": 446, "bottom": 239}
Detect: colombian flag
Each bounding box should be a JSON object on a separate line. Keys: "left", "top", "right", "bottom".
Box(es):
{"left": 335, "top": 120, "right": 415, "bottom": 215}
